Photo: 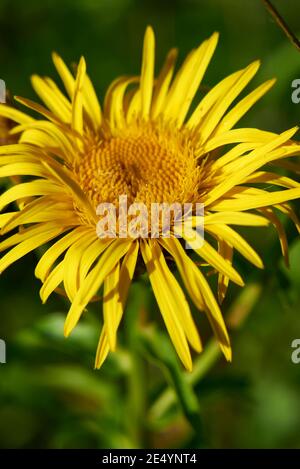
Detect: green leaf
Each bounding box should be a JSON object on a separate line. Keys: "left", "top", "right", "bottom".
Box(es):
{"left": 139, "top": 326, "right": 202, "bottom": 433}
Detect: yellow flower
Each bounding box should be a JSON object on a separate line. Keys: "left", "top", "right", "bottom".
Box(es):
{"left": 0, "top": 100, "right": 19, "bottom": 146}
{"left": 0, "top": 26, "right": 300, "bottom": 371}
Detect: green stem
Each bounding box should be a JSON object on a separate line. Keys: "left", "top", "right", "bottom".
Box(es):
{"left": 149, "top": 340, "right": 219, "bottom": 422}
{"left": 125, "top": 281, "right": 147, "bottom": 448}
{"left": 149, "top": 281, "right": 263, "bottom": 422}
{"left": 262, "top": 0, "right": 300, "bottom": 52}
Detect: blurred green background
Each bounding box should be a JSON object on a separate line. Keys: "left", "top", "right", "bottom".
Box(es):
{"left": 0, "top": 0, "right": 300, "bottom": 449}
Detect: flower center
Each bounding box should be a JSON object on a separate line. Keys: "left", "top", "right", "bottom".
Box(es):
{"left": 76, "top": 122, "right": 200, "bottom": 210}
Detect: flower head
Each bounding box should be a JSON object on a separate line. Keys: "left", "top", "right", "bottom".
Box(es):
{"left": 0, "top": 27, "right": 300, "bottom": 371}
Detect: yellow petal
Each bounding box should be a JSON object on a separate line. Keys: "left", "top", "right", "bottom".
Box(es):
{"left": 260, "top": 207, "right": 289, "bottom": 267}
{"left": 0, "top": 142, "right": 45, "bottom": 156}
{"left": 20, "top": 129, "right": 62, "bottom": 154}
{"left": 110, "top": 77, "right": 139, "bottom": 130}
{"left": 243, "top": 171, "right": 300, "bottom": 189}
{"left": 15, "top": 96, "right": 71, "bottom": 130}
{"left": 44, "top": 76, "right": 72, "bottom": 110}
{"left": 0, "top": 212, "right": 17, "bottom": 229}
{"left": 0, "top": 162, "right": 48, "bottom": 179}
{"left": 64, "top": 239, "right": 132, "bottom": 337}
{"left": 177, "top": 32, "right": 219, "bottom": 126}
{"left": 204, "top": 127, "right": 299, "bottom": 206}
{"left": 206, "top": 224, "right": 264, "bottom": 268}
{"left": 179, "top": 227, "right": 244, "bottom": 286}
{"left": 52, "top": 52, "right": 101, "bottom": 129}
{"left": 83, "top": 73, "right": 102, "bottom": 129}
{"left": 160, "top": 237, "right": 231, "bottom": 361}
{"left": 217, "top": 240, "right": 233, "bottom": 303}
{"left": 1, "top": 196, "right": 72, "bottom": 235}
{"left": 31, "top": 75, "right": 71, "bottom": 123}
{"left": 95, "top": 241, "right": 138, "bottom": 369}
{"left": 72, "top": 56, "right": 86, "bottom": 138}
{"left": 276, "top": 203, "right": 300, "bottom": 234}
{"left": 0, "top": 222, "right": 68, "bottom": 252}
{"left": 203, "top": 211, "right": 270, "bottom": 226}
{"left": 79, "top": 238, "right": 113, "bottom": 285}
{"left": 187, "top": 69, "right": 243, "bottom": 129}
{"left": 35, "top": 226, "right": 90, "bottom": 281}
{"left": 164, "top": 33, "right": 218, "bottom": 124}
{"left": 126, "top": 88, "right": 141, "bottom": 123}
{"left": 141, "top": 239, "right": 193, "bottom": 371}
{"left": 103, "top": 263, "right": 121, "bottom": 351}
{"left": 63, "top": 232, "right": 97, "bottom": 301}
{"left": 52, "top": 52, "right": 75, "bottom": 98}
{"left": 42, "top": 160, "right": 96, "bottom": 223}
{"left": 160, "top": 237, "right": 205, "bottom": 311}
{"left": 14, "top": 121, "right": 76, "bottom": 162}
{"left": 163, "top": 48, "right": 198, "bottom": 120}
{"left": 151, "top": 48, "right": 178, "bottom": 119}
{"left": 40, "top": 261, "right": 64, "bottom": 303}
{"left": 156, "top": 241, "right": 202, "bottom": 353}
{"left": 212, "top": 187, "right": 300, "bottom": 211}
{"left": 0, "top": 104, "right": 34, "bottom": 124}
{"left": 0, "top": 179, "right": 60, "bottom": 211}
{"left": 214, "top": 78, "right": 276, "bottom": 135}
{"left": 0, "top": 225, "right": 65, "bottom": 274}
{"left": 198, "top": 60, "right": 260, "bottom": 144}
{"left": 202, "top": 129, "right": 276, "bottom": 154}
{"left": 140, "top": 26, "right": 155, "bottom": 119}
